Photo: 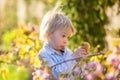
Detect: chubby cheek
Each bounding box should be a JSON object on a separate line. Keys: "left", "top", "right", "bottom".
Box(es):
{"left": 50, "top": 36, "right": 59, "bottom": 43}
{"left": 55, "top": 38, "right": 62, "bottom": 44}
{"left": 49, "top": 34, "right": 63, "bottom": 46}
{"left": 55, "top": 38, "right": 63, "bottom": 47}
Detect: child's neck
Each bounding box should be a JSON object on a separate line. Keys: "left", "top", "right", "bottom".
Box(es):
{"left": 47, "top": 43, "right": 64, "bottom": 54}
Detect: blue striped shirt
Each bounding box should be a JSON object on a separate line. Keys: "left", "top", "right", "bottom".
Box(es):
{"left": 39, "top": 44, "right": 76, "bottom": 79}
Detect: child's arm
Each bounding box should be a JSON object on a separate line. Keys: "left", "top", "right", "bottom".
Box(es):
{"left": 40, "top": 52, "right": 76, "bottom": 79}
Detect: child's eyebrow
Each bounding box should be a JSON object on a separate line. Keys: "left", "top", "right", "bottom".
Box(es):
{"left": 62, "top": 32, "right": 71, "bottom": 37}
{"left": 62, "top": 32, "right": 67, "bottom": 35}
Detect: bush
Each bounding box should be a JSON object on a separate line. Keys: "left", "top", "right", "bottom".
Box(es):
{"left": 0, "top": 24, "right": 42, "bottom": 80}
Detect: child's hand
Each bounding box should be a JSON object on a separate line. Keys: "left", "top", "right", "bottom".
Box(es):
{"left": 80, "top": 42, "right": 90, "bottom": 54}
{"left": 72, "top": 42, "right": 90, "bottom": 58}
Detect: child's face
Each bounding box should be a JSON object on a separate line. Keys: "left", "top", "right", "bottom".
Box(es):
{"left": 48, "top": 28, "right": 72, "bottom": 53}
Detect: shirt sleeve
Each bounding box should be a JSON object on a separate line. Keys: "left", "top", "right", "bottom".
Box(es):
{"left": 39, "top": 48, "right": 77, "bottom": 79}
{"left": 39, "top": 50, "right": 56, "bottom": 67}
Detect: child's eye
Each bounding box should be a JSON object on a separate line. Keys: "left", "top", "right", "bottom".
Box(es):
{"left": 68, "top": 36, "right": 70, "bottom": 39}
{"left": 62, "top": 35, "right": 66, "bottom": 37}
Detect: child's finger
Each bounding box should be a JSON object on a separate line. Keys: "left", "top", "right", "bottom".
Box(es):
{"left": 81, "top": 49, "right": 87, "bottom": 55}
{"left": 80, "top": 42, "right": 90, "bottom": 50}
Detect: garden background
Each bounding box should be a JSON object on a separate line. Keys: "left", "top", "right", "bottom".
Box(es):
{"left": 0, "top": 0, "right": 120, "bottom": 80}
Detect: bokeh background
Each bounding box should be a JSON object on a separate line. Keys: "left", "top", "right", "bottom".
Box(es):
{"left": 0, "top": 0, "right": 120, "bottom": 80}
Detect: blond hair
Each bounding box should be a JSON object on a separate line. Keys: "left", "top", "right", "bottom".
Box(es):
{"left": 39, "top": 9, "right": 75, "bottom": 42}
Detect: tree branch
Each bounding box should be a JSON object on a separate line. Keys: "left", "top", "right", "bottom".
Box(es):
{"left": 51, "top": 52, "right": 104, "bottom": 68}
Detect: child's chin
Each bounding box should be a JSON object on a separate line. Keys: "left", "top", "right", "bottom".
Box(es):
{"left": 60, "top": 48, "right": 65, "bottom": 53}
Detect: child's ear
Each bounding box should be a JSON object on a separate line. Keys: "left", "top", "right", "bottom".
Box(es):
{"left": 45, "top": 34, "right": 52, "bottom": 41}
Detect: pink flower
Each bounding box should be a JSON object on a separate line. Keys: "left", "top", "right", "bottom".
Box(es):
{"left": 41, "top": 73, "right": 50, "bottom": 80}
{"left": 107, "top": 54, "right": 120, "bottom": 68}
{"left": 85, "top": 62, "right": 96, "bottom": 68}
{"left": 105, "top": 73, "right": 115, "bottom": 80}
{"left": 72, "top": 66, "right": 81, "bottom": 75}
{"left": 84, "top": 72, "right": 95, "bottom": 80}
{"left": 84, "top": 61, "right": 103, "bottom": 79}
{"left": 85, "top": 61, "right": 103, "bottom": 74}
{"left": 62, "top": 78, "right": 70, "bottom": 80}
{"left": 83, "top": 70, "right": 89, "bottom": 76}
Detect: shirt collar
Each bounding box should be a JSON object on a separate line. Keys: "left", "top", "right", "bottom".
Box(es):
{"left": 43, "top": 43, "right": 66, "bottom": 55}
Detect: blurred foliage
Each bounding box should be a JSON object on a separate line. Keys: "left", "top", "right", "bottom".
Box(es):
{"left": 0, "top": 0, "right": 57, "bottom": 51}
{"left": 1, "top": 29, "right": 17, "bottom": 51}
{"left": 0, "top": 0, "right": 17, "bottom": 50}
{"left": 4, "top": 0, "right": 17, "bottom": 29}
{"left": 10, "top": 24, "right": 42, "bottom": 66}
{"left": 60, "top": 0, "right": 120, "bottom": 50}
{"left": 0, "top": 24, "right": 42, "bottom": 80}
{"left": 0, "top": 0, "right": 17, "bottom": 35}
{"left": 0, "top": 64, "right": 29, "bottom": 80}
{"left": 24, "top": 0, "right": 57, "bottom": 25}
